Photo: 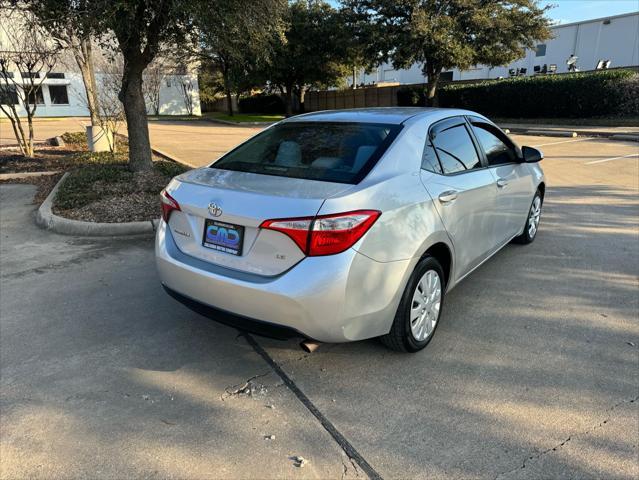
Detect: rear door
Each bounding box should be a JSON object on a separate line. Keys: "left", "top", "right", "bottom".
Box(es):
{"left": 468, "top": 118, "right": 533, "bottom": 240}
{"left": 420, "top": 117, "right": 499, "bottom": 279}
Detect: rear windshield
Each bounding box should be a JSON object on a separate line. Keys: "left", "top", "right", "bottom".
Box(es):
{"left": 212, "top": 121, "right": 402, "bottom": 184}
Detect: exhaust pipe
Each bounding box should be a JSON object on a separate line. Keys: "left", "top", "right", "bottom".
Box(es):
{"left": 300, "top": 340, "right": 321, "bottom": 353}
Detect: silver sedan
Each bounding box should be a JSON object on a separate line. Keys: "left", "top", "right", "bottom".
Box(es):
{"left": 156, "top": 108, "right": 545, "bottom": 352}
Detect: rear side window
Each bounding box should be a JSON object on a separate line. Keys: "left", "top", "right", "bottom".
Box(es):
{"left": 472, "top": 123, "right": 517, "bottom": 166}
{"left": 421, "top": 142, "right": 442, "bottom": 174}
{"left": 431, "top": 124, "right": 481, "bottom": 174}
{"left": 212, "top": 122, "right": 402, "bottom": 184}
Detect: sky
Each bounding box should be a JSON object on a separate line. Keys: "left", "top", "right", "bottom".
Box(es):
{"left": 540, "top": 0, "right": 639, "bottom": 24}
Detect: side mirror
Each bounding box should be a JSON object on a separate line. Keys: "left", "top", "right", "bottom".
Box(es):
{"left": 521, "top": 146, "right": 543, "bottom": 163}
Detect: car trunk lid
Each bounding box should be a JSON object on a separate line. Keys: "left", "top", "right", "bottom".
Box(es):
{"left": 165, "top": 168, "right": 353, "bottom": 276}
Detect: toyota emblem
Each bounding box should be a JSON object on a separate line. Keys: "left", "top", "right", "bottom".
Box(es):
{"left": 208, "top": 202, "right": 223, "bottom": 217}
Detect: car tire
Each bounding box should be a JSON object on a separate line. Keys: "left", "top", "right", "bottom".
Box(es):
{"left": 513, "top": 189, "right": 543, "bottom": 245}
{"left": 380, "top": 256, "right": 445, "bottom": 352}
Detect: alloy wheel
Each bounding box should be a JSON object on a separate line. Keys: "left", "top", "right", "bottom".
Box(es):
{"left": 410, "top": 269, "right": 442, "bottom": 341}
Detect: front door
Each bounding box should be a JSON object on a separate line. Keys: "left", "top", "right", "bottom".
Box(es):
{"left": 469, "top": 119, "right": 533, "bottom": 241}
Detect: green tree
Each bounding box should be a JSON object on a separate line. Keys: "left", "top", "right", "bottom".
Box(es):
{"left": 343, "top": 0, "right": 552, "bottom": 105}
{"left": 190, "top": 0, "right": 285, "bottom": 116}
{"left": 268, "top": 0, "right": 351, "bottom": 115}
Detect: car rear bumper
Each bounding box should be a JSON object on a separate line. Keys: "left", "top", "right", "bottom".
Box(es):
{"left": 155, "top": 220, "right": 411, "bottom": 343}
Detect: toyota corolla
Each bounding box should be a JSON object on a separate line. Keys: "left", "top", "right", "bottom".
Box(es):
{"left": 156, "top": 108, "right": 544, "bottom": 352}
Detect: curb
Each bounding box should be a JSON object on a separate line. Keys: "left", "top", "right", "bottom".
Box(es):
{"left": 610, "top": 134, "right": 639, "bottom": 142}
{"left": 0, "top": 171, "right": 59, "bottom": 180}
{"left": 200, "top": 117, "right": 276, "bottom": 127}
{"left": 36, "top": 172, "right": 159, "bottom": 237}
{"left": 524, "top": 129, "right": 578, "bottom": 138}
{"left": 501, "top": 126, "right": 639, "bottom": 141}
{"left": 151, "top": 146, "right": 199, "bottom": 168}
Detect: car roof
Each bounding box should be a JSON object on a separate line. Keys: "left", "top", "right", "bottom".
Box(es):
{"left": 282, "top": 107, "right": 483, "bottom": 125}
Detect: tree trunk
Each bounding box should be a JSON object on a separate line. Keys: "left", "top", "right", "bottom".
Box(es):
{"left": 1, "top": 111, "right": 26, "bottom": 157}
{"left": 284, "top": 85, "right": 293, "bottom": 117}
{"left": 119, "top": 64, "right": 152, "bottom": 171}
{"left": 352, "top": 65, "right": 357, "bottom": 89}
{"left": 76, "top": 38, "right": 100, "bottom": 126}
{"left": 26, "top": 115, "right": 35, "bottom": 158}
{"left": 425, "top": 63, "right": 441, "bottom": 107}
{"left": 297, "top": 85, "right": 307, "bottom": 113}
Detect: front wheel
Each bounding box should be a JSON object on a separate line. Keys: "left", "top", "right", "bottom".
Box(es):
{"left": 380, "top": 256, "right": 445, "bottom": 352}
{"left": 513, "top": 189, "right": 543, "bottom": 244}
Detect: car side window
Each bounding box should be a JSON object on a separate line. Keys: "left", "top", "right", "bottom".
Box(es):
{"left": 421, "top": 142, "right": 442, "bottom": 174}
{"left": 471, "top": 123, "right": 518, "bottom": 166}
{"left": 431, "top": 124, "right": 481, "bottom": 174}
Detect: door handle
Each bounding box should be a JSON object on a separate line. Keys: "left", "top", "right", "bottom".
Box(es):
{"left": 438, "top": 190, "right": 458, "bottom": 203}
{"left": 496, "top": 178, "right": 509, "bottom": 188}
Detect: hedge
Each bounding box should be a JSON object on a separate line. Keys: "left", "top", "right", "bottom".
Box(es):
{"left": 238, "top": 94, "right": 286, "bottom": 114}
{"left": 397, "top": 69, "right": 638, "bottom": 118}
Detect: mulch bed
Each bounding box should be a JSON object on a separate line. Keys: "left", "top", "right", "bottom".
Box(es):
{"left": 0, "top": 133, "right": 187, "bottom": 223}
{"left": 53, "top": 166, "right": 180, "bottom": 223}
{"left": 0, "top": 144, "right": 85, "bottom": 174}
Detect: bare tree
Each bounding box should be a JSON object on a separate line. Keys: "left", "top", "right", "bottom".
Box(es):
{"left": 179, "top": 76, "right": 195, "bottom": 116}
{"left": 94, "top": 56, "right": 125, "bottom": 153}
{"left": 28, "top": 1, "right": 101, "bottom": 126}
{"left": 142, "top": 59, "right": 166, "bottom": 116}
{"left": 0, "top": 7, "right": 59, "bottom": 157}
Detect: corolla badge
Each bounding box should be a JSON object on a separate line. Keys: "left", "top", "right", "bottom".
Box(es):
{"left": 208, "top": 202, "right": 223, "bottom": 217}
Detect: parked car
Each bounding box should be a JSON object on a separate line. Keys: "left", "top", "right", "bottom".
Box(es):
{"left": 156, "top": 108, "right": 545, "bottom": 352}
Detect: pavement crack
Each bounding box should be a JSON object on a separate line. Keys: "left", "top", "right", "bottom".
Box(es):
{"left": 493, "top": 394, "right": 639, "bottom": 480}
{"left": 221, "top": 372, "right": 271, "bottom": 401}
{"left": 243, "top": 333, "right": 382, "bottom": 480}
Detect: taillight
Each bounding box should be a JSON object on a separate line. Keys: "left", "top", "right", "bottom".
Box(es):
{"left": 260, "top": 210, "right": 380, "bottom": 256}
{"left": 160, "top": 189, "right": 180, "bottom": 222}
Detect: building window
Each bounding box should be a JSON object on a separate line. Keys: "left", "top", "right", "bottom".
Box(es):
{"left": 0, "top": 85, "right": 19, "bottom": 105}
{"left": 49, "top": 85, "right": 69, "bottom": 104}
{"left": 1, "top": 71, "right": 15, "bottom": 79}
{"left": 47, "top": 72, "right": 65, "bottom": 79}
{"left": 20, "top": 72, "right": 40, "bottom": 79}
{"left": 27, "top": 87, "right": 45, "bottom": 105}
{"left": 535, "top": 44, "right": 547, "bottom": 57}
{"left": 440, "top": 71, "right": 454, "bottom": 82}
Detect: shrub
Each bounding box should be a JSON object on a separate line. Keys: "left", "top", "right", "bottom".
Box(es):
{"left": 239, "top": 94, "right": 286, "bottom": 114}
{"left": 61, "top": 131, "right": 86, "bottom": 145}
{"left": 619, "top": 75, "right": 639, "bottom": 116}
{"left": 397, "top": 87, "right": 426, "bottom": 107}
{"left": 398, "top": 70, "right": 638, "bottom": 118}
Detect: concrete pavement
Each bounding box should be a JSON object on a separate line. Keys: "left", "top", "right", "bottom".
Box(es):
{"left": 1, "top": 130, "right": 638, "bottom": 479}
{"left": 0, "top": 184, "right": 357, "bottom": 479}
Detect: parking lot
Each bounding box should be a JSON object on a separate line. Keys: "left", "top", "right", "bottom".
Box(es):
{"left": 1, "top": 128, "right": 638, "bottom": 479}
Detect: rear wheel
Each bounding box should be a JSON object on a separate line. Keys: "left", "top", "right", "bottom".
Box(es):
{"left": 380, "top": 256, "right": 444, "bottom": 352}
{"left": 513, "top": 189, "right": 542, "bottom": 244}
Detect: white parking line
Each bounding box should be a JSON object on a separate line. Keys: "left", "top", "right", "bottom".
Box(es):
{"left": 585, "top": 153, "right": 639, "bottom": 165}
{"left": 532, "top": 138, "right": 591, "bottom": 147}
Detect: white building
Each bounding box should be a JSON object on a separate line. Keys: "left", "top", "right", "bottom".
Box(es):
{"left": 0, "top": 8, "right": 201, "bottom": 118}
{"left": 355, "top": 11, "right": 639, "bottom": 85}
{"left": 0, "top": 70, "right": 201, "bottom": 118}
